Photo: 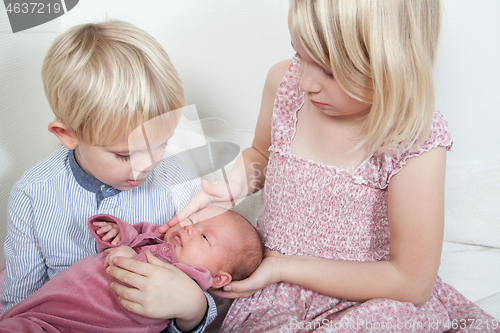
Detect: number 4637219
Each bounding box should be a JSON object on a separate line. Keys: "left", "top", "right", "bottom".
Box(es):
{"left": 6, "top": 2, "right": 62, "bottom": 14}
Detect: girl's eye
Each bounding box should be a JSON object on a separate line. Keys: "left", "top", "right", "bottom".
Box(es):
{"left": 202, "top": 234, "right": 209, "bottom": 242}
{"left": 323, "top": 69, "right": 334, "bottom": 78}
{"left": 115, "top": 154, "right": 130, "bottom": 162}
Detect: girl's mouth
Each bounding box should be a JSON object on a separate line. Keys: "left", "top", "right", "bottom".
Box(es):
{"left": 310, "top": 99, "right": 328, "bottom": 108}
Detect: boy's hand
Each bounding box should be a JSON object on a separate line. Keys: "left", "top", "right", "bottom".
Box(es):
{"left": 107, "top": 251, "right": 207, "bottom": 331}
{"left": 104, "top": 245, "right": 137, "bottom": 267}
{"left": 93, "top": 221, "right": 121, "bottom": 244}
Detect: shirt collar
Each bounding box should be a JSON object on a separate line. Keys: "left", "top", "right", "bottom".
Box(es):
{"left": 68, "top": 150, "right": 121, "bottom": 205}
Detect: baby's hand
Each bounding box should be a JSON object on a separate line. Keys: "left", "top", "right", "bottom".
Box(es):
{"left": 93, "top": 221, "right": 121, "bottom": 245}
{"left": 104, "top": 245, "right": 137, "bottom": 267}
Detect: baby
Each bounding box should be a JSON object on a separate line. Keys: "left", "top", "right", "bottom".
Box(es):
{"left": 0, "top": 207, "right": 263, "bottom": 333}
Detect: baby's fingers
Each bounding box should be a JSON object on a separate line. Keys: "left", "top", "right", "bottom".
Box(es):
{"left": 101, "top": 229, "right": 118, "bottom": 241}
{"left": 110, "top": 233, "right": 122, "bottom": 245}
{"left": 94, "top": 223, "right": 112, "bottom": 235}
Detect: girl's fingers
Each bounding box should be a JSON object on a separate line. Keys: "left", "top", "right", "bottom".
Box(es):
{"left": 210, "top": 288, "right": 256, "bottom": 299}
{"left": 201, "top": 180, "right": 233, "bottom": 202}
{"left": 160, "top": 195, "right": 208, "bottom": 232}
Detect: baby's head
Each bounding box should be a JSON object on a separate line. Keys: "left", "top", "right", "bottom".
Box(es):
{"left": 165, "top": 207, "right": 264, "bottom": 289}
{"left": 42, "top": 20, "right": 184, "bottom": 190}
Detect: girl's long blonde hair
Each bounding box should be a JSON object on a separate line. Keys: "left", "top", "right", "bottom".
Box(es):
{"left": 290, "top": 0, "right": 441, "bottom": 154}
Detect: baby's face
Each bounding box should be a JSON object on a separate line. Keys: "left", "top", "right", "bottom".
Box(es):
{"left": 164, "top": 208, "right": 240, "bottom": 275}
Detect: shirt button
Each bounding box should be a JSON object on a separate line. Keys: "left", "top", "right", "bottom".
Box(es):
{"left": 162, "top": 246, "right": 168, "bottom": 252}
{"left": 100, "top": 185, "right": 105, "bottom": 191}
{"left": 151, "top": 248, "right": 157, "bottom": 253}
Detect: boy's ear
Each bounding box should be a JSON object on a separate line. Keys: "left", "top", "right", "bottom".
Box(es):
{"left": 48, "top": 121, "right": 79, "bottom": 149}
{"left": 211, "top": 271, "right": 232, "bottom": 289}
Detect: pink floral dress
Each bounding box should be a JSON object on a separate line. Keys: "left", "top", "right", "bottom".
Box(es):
{"left": 221, "top": 55, "right": 498, "bottom": 333}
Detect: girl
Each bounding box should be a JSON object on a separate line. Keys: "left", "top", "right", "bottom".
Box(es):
{"left": 110, "top": 0, "right": 497, "bottom": 332}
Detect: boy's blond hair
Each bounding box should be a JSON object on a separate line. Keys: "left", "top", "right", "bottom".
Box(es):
{"left": 290, "top": 0, "right": 441, "bottom": 154}
{"left": 42, "top": 20, "right": 184, "bottom": 145}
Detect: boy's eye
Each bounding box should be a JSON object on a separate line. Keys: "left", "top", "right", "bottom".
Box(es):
{"left": 202, "top": 234, "right": 209, "bottom": 242}
{"left": 115, "top": 154, "right": 130, "bottom": 162}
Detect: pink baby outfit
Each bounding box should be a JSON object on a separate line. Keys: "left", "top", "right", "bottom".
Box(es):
{"left": 0, "top": 214, "right": 212, "bottom": 333}
{"left": 221, "top": 55, "right": 498, "bottom": 333}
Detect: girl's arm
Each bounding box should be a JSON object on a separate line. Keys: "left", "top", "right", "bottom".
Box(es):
{"left": 225, "top": 59, "right": 291, "bottom": 195}
{"left": 160, "top": 59, "right": 291, "bottom": 230}
{"left": 217, "top": 146, "right": 447, "bottom": 307}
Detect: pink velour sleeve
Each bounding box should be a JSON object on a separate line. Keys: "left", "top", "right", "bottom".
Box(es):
{"left": 88, "top": 214, "right": 162, "bottom": 253}
{"left": 172, "top": 263, "right": 213, "bottom": 291}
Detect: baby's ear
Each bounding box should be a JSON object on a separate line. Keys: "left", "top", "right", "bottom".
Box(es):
{"left": 48, "top": 121, "right": 79, "bottom": 149}
{"left": 211, "top": 271, "right": 232, "bottom": 289}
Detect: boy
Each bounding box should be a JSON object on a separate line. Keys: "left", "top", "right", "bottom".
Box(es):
{"left": 0, "top": 207, "right": 264, "bottom": 333}
{"left": 1, "top": 20, "right": 215, "bottom": 332}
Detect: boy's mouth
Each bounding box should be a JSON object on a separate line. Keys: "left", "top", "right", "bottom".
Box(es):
{"left": 126, "top": 178, "right": 146, "bottom": 186}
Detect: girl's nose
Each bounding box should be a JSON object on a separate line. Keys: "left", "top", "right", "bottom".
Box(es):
{"left": 299, "top": 65, "right": 321, "bottom": 94}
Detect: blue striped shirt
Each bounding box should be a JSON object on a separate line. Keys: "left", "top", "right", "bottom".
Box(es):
{"left": 2, "top": 147, "right": 216, "bottom": 332}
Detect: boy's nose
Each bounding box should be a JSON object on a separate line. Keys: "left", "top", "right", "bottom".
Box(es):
{"left": 131, "top": 153, "right": 156, "bottom": 174}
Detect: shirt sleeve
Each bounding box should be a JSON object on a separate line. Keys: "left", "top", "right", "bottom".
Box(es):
{"left": 166, "top": 291, "right": 217, "bottom": 333}
{"left": 1, "top": 183, "right": 48, "bottom": 313}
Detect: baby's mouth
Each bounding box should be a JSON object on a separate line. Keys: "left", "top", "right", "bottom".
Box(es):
{"left": 171, "top": 232, "right": 182, "bottom": 247}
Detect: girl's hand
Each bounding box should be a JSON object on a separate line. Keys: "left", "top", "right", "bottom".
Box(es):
{"left": 159, "top": 179, "right": 242, "bottom": 233}
{"left": 93, "top": 221, "right": 121, "bottom": 245}
{"left": 106, "top": 251, "right": 207, "bottom": 331}
{"left": 211, "top": 251, "right": 284, "bottom": 299}
{"left": 103, "top": 245, "right": 136, "bottom": 267}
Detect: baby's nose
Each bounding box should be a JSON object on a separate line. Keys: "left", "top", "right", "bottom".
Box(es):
{"left": 183, "top": 224, "right": 196, "bottom": 236}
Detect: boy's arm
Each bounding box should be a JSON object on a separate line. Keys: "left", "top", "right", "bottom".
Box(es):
{"left": 168, "top": 292, "right": 217, "bottom": 333}
{"left": 1, "top": 186, "right": 48, "bottom": 312}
